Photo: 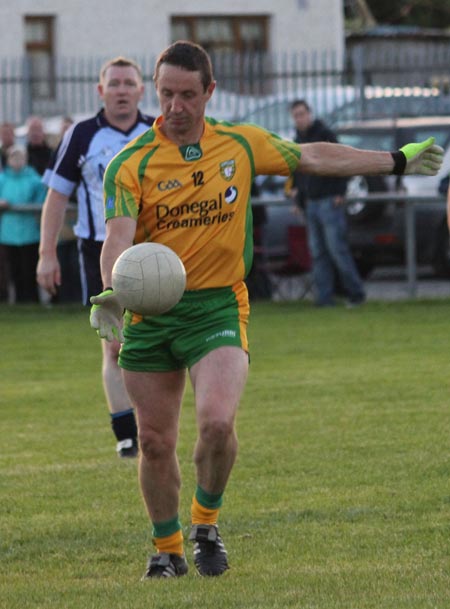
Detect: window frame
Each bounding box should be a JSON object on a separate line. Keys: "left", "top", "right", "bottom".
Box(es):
{"left": 171, "top": 15, "right": 269, "bottom": 94}
{"left": 24, "top": 14, "right": 56, "bottom": 100}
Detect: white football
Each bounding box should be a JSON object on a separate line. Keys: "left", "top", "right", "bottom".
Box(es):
{"left": 112, "top": 242, "right": 186, "bottom": 315}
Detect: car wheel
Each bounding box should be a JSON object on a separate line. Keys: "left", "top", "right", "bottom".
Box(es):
{"left": 346, "top": 176, "right": 388, "bottom": 223}
{"left": 433, "top": 223, "right": 450, "bottom": 277}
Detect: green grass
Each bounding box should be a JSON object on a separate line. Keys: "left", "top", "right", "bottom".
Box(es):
{"left": 1, "top": 300, "right": 449, "bottom": 609}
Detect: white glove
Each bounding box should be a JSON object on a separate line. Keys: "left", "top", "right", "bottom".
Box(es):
{"left": 89, "top": 289, "right": 124, "bottom": 343}
{"left": 401, "top": 137, "right": 444, "bottom": 176}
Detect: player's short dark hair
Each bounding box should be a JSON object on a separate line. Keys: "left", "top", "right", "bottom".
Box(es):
{"left": 290, "top": 99, "right": 311, "bottom": 112}
{"left": 99, "top": 56, "right": 143, "bottom": 82}
{"left": 153, "top": 41, "right": 214, "bottom": 91}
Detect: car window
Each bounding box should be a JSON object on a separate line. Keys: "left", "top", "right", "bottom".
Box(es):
{"left": 243, "top": 101, "right": 292, "bottom": 135}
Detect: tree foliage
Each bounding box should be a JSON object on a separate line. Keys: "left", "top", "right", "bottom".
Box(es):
{"left": 365, "top": 0, "right": 450, "bottom": 29}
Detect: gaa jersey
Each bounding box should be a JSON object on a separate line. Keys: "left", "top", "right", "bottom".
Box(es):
{"left": 43, "top": 109, "right": 154, "bottom": 241}
{"left": 104, "top": 116, "right": 301, "bottom": 290}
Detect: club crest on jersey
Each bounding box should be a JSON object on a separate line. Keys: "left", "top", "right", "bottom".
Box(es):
{"left": 220, "top": 160, "right": 236, "bottom": 181}
{"left": 224, "top": 186, "right": 238, "bottom": 204}
{"left": 180, "top": 144, "right": 202, "bottom": 162}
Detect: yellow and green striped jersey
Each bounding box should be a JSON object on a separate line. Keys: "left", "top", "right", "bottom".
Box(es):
{"left": 104, "top": 116, "right": 300, "bottom": 290}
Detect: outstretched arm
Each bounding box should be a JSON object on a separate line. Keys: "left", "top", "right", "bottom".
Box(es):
{"left": 297, "top": 138, "right": 443, "bottom": 177}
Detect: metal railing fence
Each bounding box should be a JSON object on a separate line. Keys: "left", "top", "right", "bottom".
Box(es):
{"left": 251, "top": 193, "right": 448, "bottom": 298}
{"left": 1, "top": 47, "right": 450, "bottom": 127}
{"left": 1, "top": 194, "right": 447, "bottom": 299}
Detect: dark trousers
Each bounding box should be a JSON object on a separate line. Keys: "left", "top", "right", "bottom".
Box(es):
{"left": 5, "top": 243, "right": 39, "bottom": 303}
{"left": 0, "top": 244, "right": 9, "bottom": 301}
{"left": 306, "top": 197, "right": 365, "bottom": 306}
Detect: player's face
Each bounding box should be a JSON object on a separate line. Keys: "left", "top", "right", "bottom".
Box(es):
{"left": 98, "top": 65, "right": 144, "bottom": 123}
{"left": 155, "top": 64, "right": 215, "bottom": 144}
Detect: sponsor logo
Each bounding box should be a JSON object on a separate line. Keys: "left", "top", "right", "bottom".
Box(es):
{"left": 156, "top": 191, "right": 236, "bottom": 230}
{"left": 157, "top": 179, "right": 183, "bottom": 191}
{"left": 220, "top": 160, "right": 236, "bottom": 181}
{"left": 180, "top": 144, "right": 202, "bottom": 161}
{"left": 224, "top": 186, "right": 238, "bottom": 204}
{"left": 106, "top": 196, "right": 115, "bottom": 210}
{"left": 206, "top": 329, "right": 237, "bottom": 342}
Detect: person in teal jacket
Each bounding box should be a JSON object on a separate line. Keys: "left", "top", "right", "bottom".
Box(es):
{"left": 0, "top": 144, "right": 47, "bottom": 302}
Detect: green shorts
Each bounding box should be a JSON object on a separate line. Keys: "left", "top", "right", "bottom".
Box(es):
{"left": 119, "top": 281, "right": 250, "bottom": 372}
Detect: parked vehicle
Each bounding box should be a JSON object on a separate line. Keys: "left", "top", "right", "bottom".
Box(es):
{"left": 240, "top": 86, "right": 450, "bottom": 137}
{"left": 239, "top": 85, "right": 357, "bottom": 137}
{"left": 252, "top": 116, "right": 450, "bottom": 278}
{"left": 337, "top": 116, "right": 450, "bottom": 277}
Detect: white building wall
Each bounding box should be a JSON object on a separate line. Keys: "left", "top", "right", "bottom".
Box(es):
{"left": 0, "top": 0, "right": 344, "bottom": 59}
{"left": 0, "top": 1, "right": 345, "bottom": 123}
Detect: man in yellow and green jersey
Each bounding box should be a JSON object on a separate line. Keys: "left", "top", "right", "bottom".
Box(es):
{"left": 90, "top": 40, "right": 443, "bottom": 579}
{"left": 104, "top": 116, "right": 300, "bottom": 290}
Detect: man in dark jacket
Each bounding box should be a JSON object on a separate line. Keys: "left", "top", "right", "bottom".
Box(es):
{"left": 290, "top": 99, "right": 365, "bottom": 306}
{"left": 26, "top": 116, "right": 53, "bottom": 176}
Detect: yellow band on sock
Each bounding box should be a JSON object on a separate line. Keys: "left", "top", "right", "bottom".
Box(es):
{"left": 153, "top": 529, "right": 184, "bottom": 556}
{"left": 191, "top": 495, "right": 220, "bottom": 525}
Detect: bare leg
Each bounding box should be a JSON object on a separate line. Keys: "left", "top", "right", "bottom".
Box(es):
{"left": 101, "top": 339, "right": 132, "bottom": 414}
{"left": 190, "top": 346, "right": 249, "bottom": 494}
{"left": 123, "top": 368, "right": 186, "bottom": 523}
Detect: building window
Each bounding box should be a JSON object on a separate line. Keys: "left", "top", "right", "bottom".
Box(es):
{"left": 171, "top": 16, "right": 269, "bottom": 94}
{"left": 24, "top": 15, "right": 55, "bottom": 99}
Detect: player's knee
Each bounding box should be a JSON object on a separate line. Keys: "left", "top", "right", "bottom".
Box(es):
{"left": 198, "top": 417, "right": 235, "bottom": 449}
{"left": 139, "top": 427, "right": 177, "bottom": 461}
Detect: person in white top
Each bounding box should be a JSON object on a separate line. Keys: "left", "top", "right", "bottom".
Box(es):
{"left": 37, "top": 56, "right": 154, "bottom": 458}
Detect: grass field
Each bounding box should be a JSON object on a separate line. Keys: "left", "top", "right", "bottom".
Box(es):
{"left": 1, "top": 299, "right": 449, "bottom": 609}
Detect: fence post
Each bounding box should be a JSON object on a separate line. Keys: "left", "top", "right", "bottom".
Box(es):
{"left": 21, "top": 56, "right": 32, "bottom": 123}
{"left": 350, "top": 45, "right": 367, "bottom": 119}
{"left": 405, "top": 199, "right": 417, "bottom": 298}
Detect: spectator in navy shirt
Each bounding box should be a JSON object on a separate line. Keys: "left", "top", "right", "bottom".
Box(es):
{"left": 289, "top": 99, "right": 365, "bottom": 307}
{"left": 26, "top": 116, "right": 53, "bottom": 176}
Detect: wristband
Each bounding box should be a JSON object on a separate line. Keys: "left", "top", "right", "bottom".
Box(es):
{"left": 391, "top": 151, "right": 407, "bottom": 175}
